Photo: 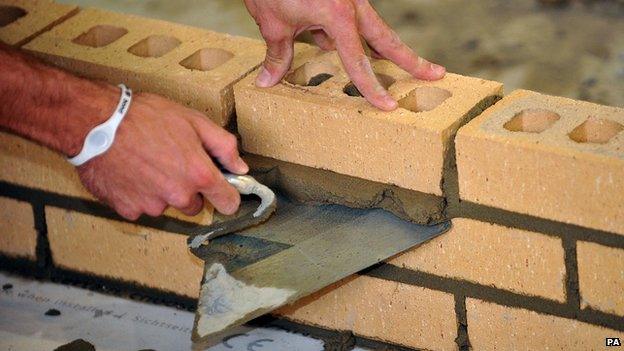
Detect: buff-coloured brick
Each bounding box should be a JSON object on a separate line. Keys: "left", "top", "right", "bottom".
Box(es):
{"left": 578, "top": 242, "right": 624, "bottom": 317}
{"left": 0, "top": 132, "right": 213, "bottom": 224}
{"left": 236, "top": 47, "right": 503, "bottom": 196}
{"left": 467, "top": 298, "right": 624, "bottom": 350}
{"left": 45, "top": 207, "right": 203, "bottom": 298}
{"left": 277, "top": 275, "right": 457, "bottom": 350}
{"left": 23, "top": 7, "right": 265, "bottom": 126}
{"left": 389, "top": 218, "right": 566, "bottom": 302}
{"left": 456, "top": 90, "right": 624, "bottom": 235}
{"left": 0, "top": 0, "right": 77, "bottom": 46}
{"left": 0, "top": 196, "right": 36, "bottom": 259}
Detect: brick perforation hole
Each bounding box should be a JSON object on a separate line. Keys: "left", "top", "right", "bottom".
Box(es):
{"left": 568, "top": 117, "right": 623, "bottom": 144}
{"left": 398, "top": 86, "right": 452, "bottom": 112}
{"left": 72, "top": 25, "right": 129, "bottom": 48}
{"left": 128, "top": 35, "right": 181, "bottom": 58}
{"left": 343, "top": 74, "right": 396, "bottom": 97}
{"left": 0, "top": 5, "right": 27, "bottom": 27}
{"left": 179, "top": 48, "right": 234, "bottom": 71}
{"left": 503, "top": 108, "right": 561, "bottom": 133}
{"left": 285, "top": 61, "right": 340, "bottom": 87}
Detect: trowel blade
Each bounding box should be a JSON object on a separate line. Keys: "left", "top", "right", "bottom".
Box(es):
{"left": 191, "top": 195, "right": 451, "bottom": 344}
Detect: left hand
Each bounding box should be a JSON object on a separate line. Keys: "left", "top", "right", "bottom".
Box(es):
{"left": 243, "top": 0, "right": 446, "bottom": 111}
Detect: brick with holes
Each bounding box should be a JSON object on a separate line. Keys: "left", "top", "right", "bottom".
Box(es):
{"left": 22, "top": 7, "right": 265, "bottom": 125}
{"left": 456, "top": 90, "right": 624, "bottom": 235}
{"left": 0, "top": 0, "right": 77, "bottom": 46}
{"left": 235, "top": 48, "right": 503, "bottom": 196}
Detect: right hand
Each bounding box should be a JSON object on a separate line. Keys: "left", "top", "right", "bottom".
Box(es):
{"left": 76, "top": 92, "right": 248, "bottom": 221}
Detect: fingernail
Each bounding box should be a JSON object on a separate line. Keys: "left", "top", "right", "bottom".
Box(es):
{"left": 432, "top": 63, "right": 446, "bottom": 78}
{"left": 237, "top": 157, "right": 249, "bottom": 174}
{"left": 255, "top": 67, "right": 272, "bottom": 88}
{"left": 381, "top": 95, "right": 398, "bottom": 111}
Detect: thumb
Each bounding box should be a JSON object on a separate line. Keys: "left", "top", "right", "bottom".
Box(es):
{"left": 256, "top": 31, "right": 294, "bottom": 88}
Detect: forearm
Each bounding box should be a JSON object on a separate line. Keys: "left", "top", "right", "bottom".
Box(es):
{"left": 0, "top": 43, "right": 118, "bottom": 156}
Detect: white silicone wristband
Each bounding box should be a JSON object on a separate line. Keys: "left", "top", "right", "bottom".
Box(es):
{"left": 68, "top": 84, "right": 132, "bottom": 166}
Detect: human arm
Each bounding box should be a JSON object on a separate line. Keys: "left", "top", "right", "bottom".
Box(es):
{"left": 243, "top": 0, "right": 446, "bottom": 111}
{"left": 0, "top": 43, "right": 247, "bottom": 220}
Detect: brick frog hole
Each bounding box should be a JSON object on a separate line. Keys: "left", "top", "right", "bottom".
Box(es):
{"left": 179, "top": 48, "right": 234, "bottom": 71}
{"left": 72, "top": 25, "right": 128, "bottom": 48}
{"left": 398, "top": 86, "right": 452, "bottom": 112}
{"left": 568, "top": 117, "right": 623, "bottom": 144}
{"left": 0, "top": 5, "right": 27, "bottom": 27}
{"left": 285, "top": 61, "right": 340, "bottom": 87}
{"left": 128, "top": 35, "right": 181, "bottom": 58}
{"left": 503, "top": 108, "right": 561, "bottom": 133}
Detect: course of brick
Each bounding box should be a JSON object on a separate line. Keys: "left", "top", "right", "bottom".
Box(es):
{"left": 236, "top": 48, "right": 503, "bottom": 197}
{"left": 0, "top": 0, "right": 77, "bottom": 46}
{"left": 22, "top": 7, "right": 266, "bottom": 126}
{"left": 1, "top": 2, "right": 623, "bottom": 350}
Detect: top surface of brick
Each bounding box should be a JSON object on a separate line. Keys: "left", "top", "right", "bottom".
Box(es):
{"left": 236, "top": 47, "right": 503, "bottom": 195}
{"left": 457, "top": 90, "right": 624, "bottom": 234}
{"left": 0, "top": 0, "right": 77, "bottom": 46}
{"left": 23, "top": 7, "right": 265, "bottom": 125}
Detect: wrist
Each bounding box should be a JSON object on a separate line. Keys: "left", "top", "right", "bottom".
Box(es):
{"left": 61, "top": 82, "right": 119, "bottom": 157}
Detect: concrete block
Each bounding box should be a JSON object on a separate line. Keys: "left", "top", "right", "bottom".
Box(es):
{"left": 23, "top": 7, "right": 265, "bottom": 126}
{"left": 0, "top": 196, "right": 36, "bottom": 259}
{"left": 277, "top": 275, "right": 457, "bottom": 350}
{"left": 389, "top": 218, "right": 567, "bottom": 301}
{"left": 236, "top": 48, "right": 503, "bottom": 196}
{"left": 467, "top": 298, "right": 624, "bottom": 350}
{"left": 0, "top": 0, "right": 77, "bottom": 46}
{"left": 456, "top": 90, "right": 624, "bottom": 235}
{"left": 0, "top": 132, "right": 214, "bottom": 224}
{"left": 45, "top": 206, "right": 204, "bottom": 298}
{"left": 578, "top": 241, "right": 624, "bottom": 316}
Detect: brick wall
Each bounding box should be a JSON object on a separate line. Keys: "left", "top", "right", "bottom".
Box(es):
{"left": 1, "top": 2, "right": 623, "bottom": 350}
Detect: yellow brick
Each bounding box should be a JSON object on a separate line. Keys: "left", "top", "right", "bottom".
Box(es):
{"left": 389, "top": 218, "right": 567, "bottom": 302}
{"left": 0, "top": 196, "right": 36, "bottom": 259}
{"left": 578, "top": 242, "right": 624, "bottom": 317}
{"left": 236, "top": 48, "right": 502, "bottom": 196}
{"left": 456, "top": 90, "right": 624, "bottom": 235}
{"left": 467, "top": 298, "right": 624, "bottom": 350}
{"left": 23, "top": 7, "right": 265, "bottom": 126}
{"left": 0, "top": 132, "right": 213, "bottom": 224}
{"left": 45, "top": 207, "right": 204, "bottom": 298}
{"left": 0, "top": 0, "right": 77, "bottom": 46}
{"left": 277, "top": 275, "right": 457, "bottom": 350}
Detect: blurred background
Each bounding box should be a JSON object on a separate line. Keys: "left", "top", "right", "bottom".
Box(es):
{"left": 58, "top": 0, "right": 624, "bottom": 107}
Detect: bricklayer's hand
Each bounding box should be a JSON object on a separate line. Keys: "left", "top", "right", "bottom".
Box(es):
{"left": 77, "top": 92, "right": 248, "bottom": 220}
{"left": 243, "top": 0, "right": 446, "bottom": 111}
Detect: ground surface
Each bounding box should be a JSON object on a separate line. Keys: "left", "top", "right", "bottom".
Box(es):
{"left": 59, "top": 0, "right": 624, "bottom": 108}
{"left": 0, "top": 272, "right": 371, "bottom": 351}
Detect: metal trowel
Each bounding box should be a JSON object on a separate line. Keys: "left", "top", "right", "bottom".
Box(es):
{"left": 187, "top": 174, "right": 451, "bottom": 344}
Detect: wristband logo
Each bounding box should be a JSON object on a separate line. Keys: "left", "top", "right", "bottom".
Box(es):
{"left": 118, "top": 94, "right": 131, "bottom": 114}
